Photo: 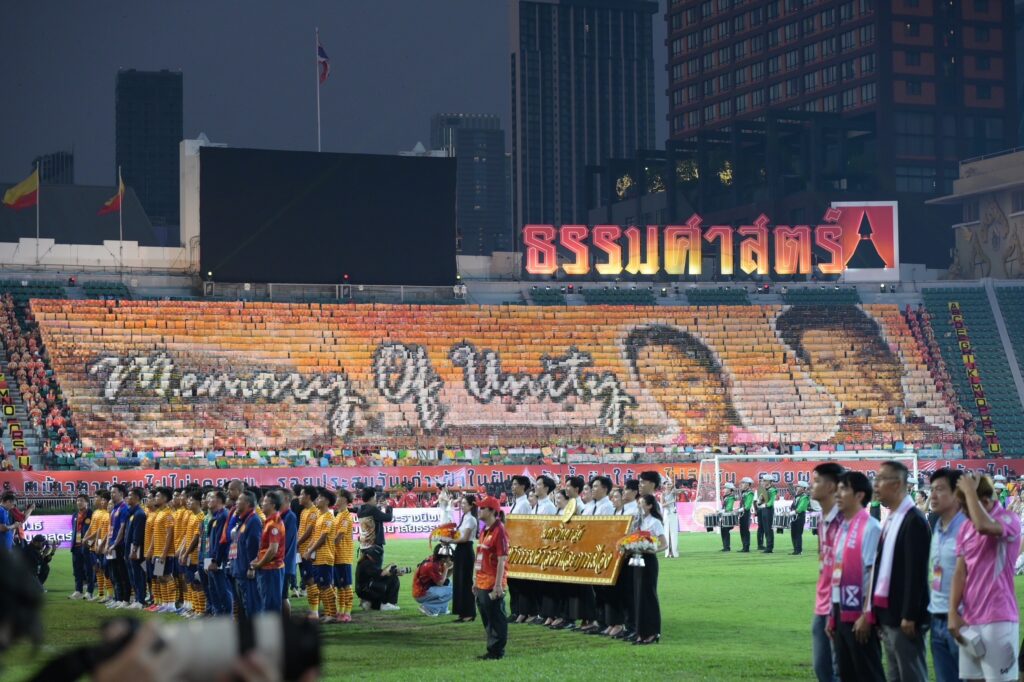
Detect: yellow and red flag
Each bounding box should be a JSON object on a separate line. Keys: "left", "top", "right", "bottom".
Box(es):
{"left": 2, "top": 169, "right": 39, "bottom": 211}
{"left": 98, "top": 177, "right": 125, "bottom": 216}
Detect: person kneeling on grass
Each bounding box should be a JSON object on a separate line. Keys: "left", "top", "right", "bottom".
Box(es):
{"left": 413, "top": 545, "right": 454, "bottom": 617}
{"left": 355, "top": 545, "right": 406, "bottom": 611}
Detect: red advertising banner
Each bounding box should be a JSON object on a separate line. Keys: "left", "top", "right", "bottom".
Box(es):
{"left": 1, "top": 459, "right": 1019, "bottom": 496}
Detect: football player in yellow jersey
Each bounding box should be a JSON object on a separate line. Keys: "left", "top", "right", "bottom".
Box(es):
{"left": 143, "top": 494, "right": 157, "bottom": 606}
{"left": 177, "top": 489, "right": 206, "bottom": 617}
{"left": 147, "top": 487, "right": 177, "bottom": 613}
{"left": 296, "top": 486, "right": 318, "bottom": 601}
{"left": 302, "top": 488, "right": 336, "bottom": 622}
{"left": 172, "top": 489, "right": 190, "bottom": 607}
{"left": 332, "top": 489, "right": 356, "bottom": 622}
{"left": 87, "top": 491, "right": 112, "bottom": 602}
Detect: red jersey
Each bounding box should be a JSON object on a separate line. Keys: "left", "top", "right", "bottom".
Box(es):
{"left": 413, "top": 558, "right": 444, "bottom": 600}
{"left": 258, "top": 512, "right": 285, "bottom": 570}
{"left": 474, "top": 521, "right": 509, "bottom": 591}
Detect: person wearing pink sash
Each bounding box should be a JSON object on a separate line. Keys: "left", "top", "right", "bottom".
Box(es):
{"left": 827, "top": 471, "right": 884, "bottom": 682}
{"left": 949, "top": 472, "right": 1021, "bottom": 682}
{"left": 810, "top": 462, "right": 844, "bottom": 682}
{"left": 871, "top": 460, "right": 931, "bottom": 682}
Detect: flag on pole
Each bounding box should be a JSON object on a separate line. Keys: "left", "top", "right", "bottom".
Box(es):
{"left": 317, "top": 41, "right": 330, "bottom": 84}
{"left": 2, "top": 169, "right": 39, "bottom": 211}
{"left": 98, "top": 176, "right": 125, "bottom": 216}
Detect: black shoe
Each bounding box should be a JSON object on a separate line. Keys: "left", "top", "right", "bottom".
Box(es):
{"left": 764, "top": 550, "right": 773, "bottom": 554}
{"left": 720, "top": 548, "right": 730, "bottom": 552}
{"left": 790, "top": 551, "right": 801, "bottom": 555}
{"left": 528, "top": 616, "right": 546, "bottom": 625}
{"left": 477, "top": 653, "right": 504, "bottom": 660}
{"left": 739, "top": 548, "right": 750, "bottom": 553}
{"left": 506, "top": 615, "right": 518, "bottom": 624}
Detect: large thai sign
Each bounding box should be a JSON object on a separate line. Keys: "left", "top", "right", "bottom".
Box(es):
{"left": 523, "top": 202, "right": 899, "bottom": 280}
{"left": 33, "top": 299, "right": 951, "bottom": 450}
{"left": 505, "top": 515, "right": 632, "bottom": 585}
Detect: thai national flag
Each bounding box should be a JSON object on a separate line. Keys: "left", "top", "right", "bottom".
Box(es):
{"left": 317, "top": 42, "right": 330, "bottom": 84}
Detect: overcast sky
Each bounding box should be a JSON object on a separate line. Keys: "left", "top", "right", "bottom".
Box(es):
{"left": 0, "top": 1, "right": 668, "bottom": 187}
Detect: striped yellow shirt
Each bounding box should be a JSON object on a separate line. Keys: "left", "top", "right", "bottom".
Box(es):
{"left": 153, "top": 508, "right": 173, "bottom": 558}
{"left": 333, "top": 509, "right": 354, "bottom": 565}
{"left": 90, "top": 509, "right": 110, "bottom": 553}
{"left": 312, "top": 511, "right": 335, "bottom": 566}
{"left": 184, "top": 511, "right": 203, "bottom": 565}
{"left": 144, "top": 512, "right": 156, "bottom": 558}
{"left": 172, "top": 507, "right": 190, "bottom": 553}
{"left": 298, "top": 506, "right": 318, "bottom": 555}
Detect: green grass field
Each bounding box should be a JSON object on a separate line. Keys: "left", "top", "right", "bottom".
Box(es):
{"left": 6, "top": 533, "right": 1024, "bottom": 681}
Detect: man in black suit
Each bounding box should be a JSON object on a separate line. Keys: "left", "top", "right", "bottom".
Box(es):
{"left": 871, "top": 461, "right": 931, "bottom": 682}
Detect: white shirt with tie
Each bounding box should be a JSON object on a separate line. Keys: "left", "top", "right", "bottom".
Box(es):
{"left": 591, "top": 497, "right": 614, "bottom": 515}
{"left": 534, "top": 496, "right": 558, "bottom": 515}
{"left": 510, "top": 495, "right": 532, "bottom": 515}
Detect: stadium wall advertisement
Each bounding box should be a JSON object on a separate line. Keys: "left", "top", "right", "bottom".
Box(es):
{"left": 35, "top": 300, "right": 955, "bottom": 450}
{"left": 522, "top": 202, "right": 899, "bottom": 280}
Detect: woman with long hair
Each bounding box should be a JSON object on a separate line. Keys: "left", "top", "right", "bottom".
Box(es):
{"left": 633, "top": 494, "right": 668, "bottom": 645}
{"left": 443, "top": 494, "right": 478, "bottom": 623}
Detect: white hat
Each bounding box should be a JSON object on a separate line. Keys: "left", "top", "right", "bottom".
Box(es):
{"left": 796, "top": 480, "right": 809, "bottom": 489}
{"left": 760, "top": 474, "right": 773, "bottom": 481}
{"left": 724, "top": 482, "right": 736, "bottom": 490}
{"left": 740, "top": 477, "right": 754, "bottom": 484}
{"left": 994, "top": 475, "right": 1007, "bottom": 482}
{"left": 995, "top": 482, "right": 1006, "bottom": 490}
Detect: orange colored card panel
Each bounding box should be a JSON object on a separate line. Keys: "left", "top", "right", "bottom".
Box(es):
{"left": 505, "top": 515, "right": 632, "bottom": 586}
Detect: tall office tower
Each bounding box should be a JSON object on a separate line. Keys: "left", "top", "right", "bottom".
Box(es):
{"left": 115, "top": 69, "right": 183, "bottom": 225}
{"left": 511, "top": 0, "right": 658, "bottom": 233}
{"left": 32, "top": 151, "right": 75, "bottom": 184}
{"left": 430, "top": 114, "right": 511, "bottom": 255}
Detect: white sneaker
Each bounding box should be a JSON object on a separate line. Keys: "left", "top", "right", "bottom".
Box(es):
{"left": 418, "top": 605, "right": 439, "bottom": 617}
{"left": 380, "top": 603, "right": 401, "bottom": 612}
{"left": 115, "top": 601, "right": 129, "bottom": 609}
{"left": 360, "top": 600, "right": 371, "bottom": 611}
{"left": 157, "top": 604, "right": 177, "bottom": 613}
{"left": 68, "top": 591, "right": 83, "bottom": 600}
{"left": 85, "top": 593, "right": 95, "bottom": 601}
{"left": 128, "top": 602, "right": 144, "bottom": 610}
{"left": 105, "top": 601, "right": 119, "bottom": 609}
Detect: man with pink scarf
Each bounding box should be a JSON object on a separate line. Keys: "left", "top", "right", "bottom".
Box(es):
{"left": 871, "top": 461, "right": 931, "bottom": 681}
{"left": 827, "top": 470, "right": 884, "bottom": 681}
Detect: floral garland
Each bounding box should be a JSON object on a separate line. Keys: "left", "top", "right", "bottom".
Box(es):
{"left": 617, "top": 530, "right": 657, "bottom": 554}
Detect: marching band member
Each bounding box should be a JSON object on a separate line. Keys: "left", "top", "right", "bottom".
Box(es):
{"left": 757, "top": 475, "right": 777, "bottom": 554}
{"left": 739, "top": 477, "right": 755, "bottom": 553}
{"left": 720, "top": 483, "right": 737, "bottom": 552}
{"left": 791, "top": 480, "right": 810, "bottom": 556}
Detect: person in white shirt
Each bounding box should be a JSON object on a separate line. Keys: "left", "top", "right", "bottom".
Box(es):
{"left": 437, "top": 487, "right": 452, "bottom": 526}
{"left": 507, "top": 475, "right": 533, "bottom": 623}
{"left": 440, "top": 494, "right": 478, "bottom": 623}
{"left": 661, "top": 483, "right": 680, "bottom": 558}
{"left": 633, "top": 494, "right": 668, "bottom": 645}
{"left": 621, "top": 480, "right": 640, "bottom": 519}
{"left": 533, "top": 476, "right": 558, "bottom": 516}
{"left": 589, "top": 476, "right": 615, "bottom": 516}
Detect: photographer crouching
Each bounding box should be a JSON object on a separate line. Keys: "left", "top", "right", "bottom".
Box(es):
{"left": 355, "top": 546, "right": 407, "bottom": 611}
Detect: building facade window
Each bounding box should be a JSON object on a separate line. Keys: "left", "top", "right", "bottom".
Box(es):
{"left": 1012, "top": 190, "right": 1024, "bottom": 214}
{"left": 906, "top": 81, "right": 922, "bottom": 95}
{"left": 895, "top": 165, "right": 937, "bottom": 193}
{"left": 906, "top": 51, "right": 921, "bottom": 66}
{"left": 964, "top": 199, "right": 980, "bottom": 222}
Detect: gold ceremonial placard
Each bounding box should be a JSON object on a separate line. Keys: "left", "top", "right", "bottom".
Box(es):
{"left": 505, "top": 515, "right": 632, "bottom": 586}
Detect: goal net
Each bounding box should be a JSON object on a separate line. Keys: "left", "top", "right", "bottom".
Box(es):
{"left": 695, "top": 451, "right": 920, "bottom": 509}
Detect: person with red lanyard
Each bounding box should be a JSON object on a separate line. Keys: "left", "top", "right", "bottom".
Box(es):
{"left": 826, "top": 471, "right": 883, "bottom": 682}
{"left": 473, "top": 497, "right": 509, "bottom": 661}
{"left": 251, "top": 491, "right": 286, "bottom": 613}
{"left": 809, "top": 463, "right": 844, "bottom": 682}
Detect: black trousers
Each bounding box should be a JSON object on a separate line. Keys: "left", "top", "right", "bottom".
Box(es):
{"left": 604, "top": 562, "right": 630, "bottom": 627}
{"left": 720, "top": 524, "right": 732, "bottom": 550}
{"left": 633, "top": 553, "right": 660, "bottom": 638}
{"left": 569, "top": 585, "right": 598, "bottom": 622}
{"left": 791, "top": 512, "right": 805, "bottom": 554}
{"left": 109, "top": 551, "right": 131, "bottom": 603}
{"left": 739, "top": 510, "right": 751, "bottom": 550}
{"left": 357, "top": 575, "right": 400, "bottom": 609}
{"left": 832, "top": 606, "right": 885, "bottom": 682}
{"left": 451, "top": 542, "right": 476, "bottom": 619}
{"left": 758, "top": 509, "right": 775, "bottom": 550}
{"left": 475, "top": 588, "right": 508, "bottom": 657}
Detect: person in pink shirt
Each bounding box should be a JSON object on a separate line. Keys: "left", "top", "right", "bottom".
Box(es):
{"left": 810, "top": 462, "right": 844, "bottom": 682}
{"left": 949, "top": 472, "right": 1021, "bottom": 682}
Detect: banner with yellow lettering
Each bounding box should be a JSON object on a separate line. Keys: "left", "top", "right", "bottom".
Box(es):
{"left": 505, "top": 515, "right": 632, "bottom": 586}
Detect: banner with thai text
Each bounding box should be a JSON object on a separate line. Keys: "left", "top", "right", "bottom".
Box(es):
{"left": 505, "top": 515, "right": 632, "bottom": 585}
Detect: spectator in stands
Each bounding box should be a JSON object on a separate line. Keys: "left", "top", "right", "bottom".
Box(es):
{"left": 623, "top": 325, "right": 742, "bottom": 445}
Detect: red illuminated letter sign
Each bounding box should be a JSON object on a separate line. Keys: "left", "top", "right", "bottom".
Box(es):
{"left": 705, "top": 225, "right": 733, "bottom": 276}
{"left": 560, "top": 225, "right": 590, "bottom": 275}
{"left": 593, "top": 225, "right": 623, "bottom": 275}
{"left": 738, "top": 215, "right": 770, "bottom": 276}
{"left": 774, "top": 226, "right": 812, "bottom": 276}
{"left": 815, "top": 225, "right": 844, "bottom": 275}
{"left": 523, "top": 225, "right": 557, "bottom": 275}
{"left": 624, "top": 225, "right": 660, "bottom": 276}
{"left": 664, "top": 215, "right": 703, "bottom": 276}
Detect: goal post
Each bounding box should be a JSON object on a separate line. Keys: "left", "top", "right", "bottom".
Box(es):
{"left": 696, "top": 451, "right": 920, "bottom": 510}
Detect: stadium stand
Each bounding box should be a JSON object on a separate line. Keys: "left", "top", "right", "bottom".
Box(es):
{"left": 528, "top": 287, "right": 567, "bottom": 305}
{"left": 685, "top": 287, "right": 751, "bottom": 306}
{"left": 921, "top": 287, "right": 1024, "bottom": 455}
{"left": 781, "top": 286, "right": 861, "bottom": 305}
{"left": 581, "top": 286, "right": 657, "bottom": 305}
{"left": 82, "top": 281, "right": 132, "bottom": 300}
{"left": 23, "top": 298, "right": 966, "bottom": 469}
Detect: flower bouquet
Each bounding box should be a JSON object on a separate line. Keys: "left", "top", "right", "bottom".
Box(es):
{"left": 430, "top": 522, "right": 459, "bottom": 556}
{"left": 617, "top": 530, "right": 657, "bottom": 567}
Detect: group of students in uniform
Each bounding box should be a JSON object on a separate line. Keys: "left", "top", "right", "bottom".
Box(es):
{"left": 718, "top": 474, "right": 811, "bottom": 555}
{"left": 490, "top": 471, "right": 667, "bottom": 647}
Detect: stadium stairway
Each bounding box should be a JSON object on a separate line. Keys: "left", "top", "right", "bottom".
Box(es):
{"left": 0, "top": 358, "right": 41, "bottom": 466}
{"left": 921, "top": 286, "right": 1024, "bottom": 455}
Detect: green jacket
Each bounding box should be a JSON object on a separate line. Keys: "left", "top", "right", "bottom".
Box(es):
{"left": 742, "top": 491, "right": 755, "bottom": 511}
{"left": 793, "top": 494, "right": 810, "bottom": 513}
{"left": 723, "top": 494, "right": 736, "bottom": 512}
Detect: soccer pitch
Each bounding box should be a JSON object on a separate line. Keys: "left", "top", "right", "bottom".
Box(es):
{"left": 6, "top": 533, "right": 1024, "bottom": 681}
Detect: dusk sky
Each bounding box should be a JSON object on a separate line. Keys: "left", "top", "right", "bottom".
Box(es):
{"left": 0, "top": 1, "right": 668, "bottom": 187}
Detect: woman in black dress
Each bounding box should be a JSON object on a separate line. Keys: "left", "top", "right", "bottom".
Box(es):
{"left": 442, "top": 494, "right": 478, "bottom": 622}
{"left": 633, "top": 494, "right": 668, "bottom": 645}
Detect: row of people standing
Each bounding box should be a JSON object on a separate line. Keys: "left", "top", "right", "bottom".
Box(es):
{"left": 719, "top": 476, "right": 811, "bottom": 555}
{"left": 809, "top": 461, "right": 1020, "bottom": 682}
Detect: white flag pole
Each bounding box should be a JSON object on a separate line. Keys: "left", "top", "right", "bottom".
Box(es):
{"left": 315, "top": 27, "right": 322, "bottom": 152}
{"left": 118, "top": 166, "right": 124, "bottom": 280}
{"left": 34, "top": 162, "right": 40, "bottom": 266}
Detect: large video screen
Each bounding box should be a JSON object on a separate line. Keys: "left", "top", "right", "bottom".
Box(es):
{"left": 199, "top": 147, "right": 456, "bottom": 285}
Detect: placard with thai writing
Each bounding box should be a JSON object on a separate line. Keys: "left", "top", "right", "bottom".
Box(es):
{"left": 505, "top": 515, "right": 632, "bottom": 586}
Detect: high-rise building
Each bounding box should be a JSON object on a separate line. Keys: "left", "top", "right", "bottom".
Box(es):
{"left": 665, "top": 0, "right": 1018, "bottom": 265}
{"left": 32, "top": 151, "right": 74, "bottom": 184}
{"left": 115, "top": 69, "right": 183, "bottom": 225}
{"left": 430, "top": 114, "right": 511, "bottom": 255}
{"left": 511, "top": 0, "right": 657, "bottom": 233}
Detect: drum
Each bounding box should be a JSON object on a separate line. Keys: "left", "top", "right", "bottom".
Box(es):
{"left": 720, "top": 512, "right": 739, "bottom": 528}
{"left": 773, "top": 511, "right": 794, "bottom": 531}
{"left": 704, "top": 512, "right": 721, "bottom": 532}
{"left": 808, "top": 513, "right": 820, "bottom": 531}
